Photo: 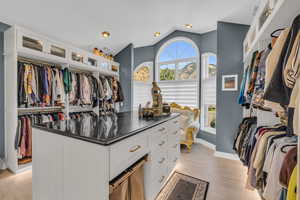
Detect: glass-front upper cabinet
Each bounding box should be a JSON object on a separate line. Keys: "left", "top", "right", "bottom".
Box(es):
{"left": 22, "top": 36, "right": 43, "bottom": 52}
{"left": 100, "top": 61, "right": 110, "bottom": 70}
{"left": 88, "top": 57, "right": 97, "bottom": 67}
{"left": 50, "top": 45, "right": 66, "bottom": 58}
{"left": 71, "top": 52, "right": 84, "bottom": 63}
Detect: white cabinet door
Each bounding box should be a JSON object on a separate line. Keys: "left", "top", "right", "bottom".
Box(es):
{"left": 32, "top": 130, "right": 64, "bottom": 200}
{"left": 63, "top": 137, "right": 109, "bottom": 200}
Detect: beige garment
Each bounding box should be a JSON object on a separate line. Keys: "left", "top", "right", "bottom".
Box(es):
{"left": 265, "top": 28, "right": 291, "bottom": 89}
{"left": 264, "top": 28, "right": 291, "bottom": 112}
{"left": 110, "top": 179, "right": 130, "bottom": 200}
{"left": 129, "top": 165, "right": 145, "bottom": 200}
{"left": 289, "top": 77, "right": 300, "bottom": 136}
{"left": 284, "top": 30, "right": 300, "bottom": 88}
{"left": 253, "top": 131, "right": 285, "bottom": 177}
{"left": 246, "top": 134, "right": 263, "bottom": 190}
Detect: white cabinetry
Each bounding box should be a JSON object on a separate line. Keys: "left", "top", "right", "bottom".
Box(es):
{"left": 32, "top": 116, "right": 181, "bottom": 200}
{"left": 32, "top": 130, "right": 109, "bottom": 200}
{"left": 144, "top": 118, "right": 181, "bottom": 200}
{"left": 4, "top": 26, "right": 120, "bottom": 173}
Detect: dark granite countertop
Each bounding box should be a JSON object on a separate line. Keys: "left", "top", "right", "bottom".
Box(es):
{"left": 32, "top": 111, "right": 180, "bottom": 146}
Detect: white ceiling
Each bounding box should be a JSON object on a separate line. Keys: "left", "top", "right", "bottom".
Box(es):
{"left": 0, "top": 0, "right": 260, "bottom": 55}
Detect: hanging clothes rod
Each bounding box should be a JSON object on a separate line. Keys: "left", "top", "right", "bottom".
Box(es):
{"left": 18, "top": 106, "right": 63, "bottom": 115}
{"left": 109, "top": 156, "right": 148, "bottom": 194}
{"left": 18, "top": 56, "right": 63, "bottom": 67}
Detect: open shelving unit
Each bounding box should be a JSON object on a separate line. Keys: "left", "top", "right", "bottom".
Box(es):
{"left": 243, "top": 0, "right": 300, "bottom": 64}
{"left": 4, "top": 26, "right": 120, "bottom": 173}
{"left": 243, "top": 0, "right": 300, "bottom": 124}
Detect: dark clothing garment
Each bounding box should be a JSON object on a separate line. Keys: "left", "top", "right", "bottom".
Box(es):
{"left": 279, "top": 147, "right": 297, "bottom": 188}
{"left": 264, "top": 15, "right": 300, "bottom": 106}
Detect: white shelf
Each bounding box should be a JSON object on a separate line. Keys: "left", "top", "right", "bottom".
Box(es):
{"left": 243, "top": 0, "right": 300, "bottom": 63}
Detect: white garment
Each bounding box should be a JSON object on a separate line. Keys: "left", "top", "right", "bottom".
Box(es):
{"left": 263, "top": 139, "right": 296, "bottom": 200}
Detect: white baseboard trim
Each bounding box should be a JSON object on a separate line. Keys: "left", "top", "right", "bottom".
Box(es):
{"left": 214, "top": 151, "right": 240, "bottom": 161}
{"left": 0, "top": 158, "right": 6, "bottom": 170}
{"left": 195, "top": 138, "right": 216, "bottom": 150}
{"left": 194, "top": 139, "right": 240, "bottom": 161}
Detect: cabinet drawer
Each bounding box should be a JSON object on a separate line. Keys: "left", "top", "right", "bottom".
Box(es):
{"left": 148, "top": 123, "right": 168, "bottom": 139}
{"left": 150, "top": 133, "right": 168, "bottom": 152}
{"left": 168, "top": 118, "right": 180, "bottom": 131}
{"left": 151, "top": 165, "right": 168, "bottom": 198}
{"left": 169, "top": 129, "right": 181, "bottom": 144}
{"left": 109, "top": 133, "right": 149, "bottom": 180}
{"left": 149, "top": 149, "right": 168, "bottom": 172}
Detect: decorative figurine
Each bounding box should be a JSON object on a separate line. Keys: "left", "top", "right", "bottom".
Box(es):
{"left": 140, "top": 82, "right": 170, "bottom": 119}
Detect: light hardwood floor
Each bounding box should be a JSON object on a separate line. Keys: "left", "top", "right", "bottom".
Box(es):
{"left": 0, "top": 144, "right": 260, "bottom": 200}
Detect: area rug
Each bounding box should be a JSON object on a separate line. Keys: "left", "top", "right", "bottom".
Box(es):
{"left": 156, "top": 172, "right": 209, "bottom": 200}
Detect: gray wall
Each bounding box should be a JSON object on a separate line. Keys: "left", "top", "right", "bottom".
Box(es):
{"left": 216, "top": 22, "right": 249, "bottom": 153}
{"left": 0, "top": 22, "right": 10, "bottom": 159}
{"left": 133, "top": 45, "right": 155, "bottom": 70}
{"left": 133, "top": 30, "right": 218, "bottom": 144}
{"left": 115, "top": 44, "right": 134, "bottom": 112}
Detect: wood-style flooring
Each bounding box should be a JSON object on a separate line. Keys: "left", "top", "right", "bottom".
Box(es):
{"left": 0, "top": 144, "right": 260, "bottom": 200}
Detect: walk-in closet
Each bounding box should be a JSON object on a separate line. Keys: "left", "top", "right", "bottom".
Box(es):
{"left": 0, "top": 0, "right": 299, "bottom": 200}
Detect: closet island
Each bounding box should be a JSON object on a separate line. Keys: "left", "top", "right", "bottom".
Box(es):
{"left": 32, "top": 111, "right": 181, "bottom": 200}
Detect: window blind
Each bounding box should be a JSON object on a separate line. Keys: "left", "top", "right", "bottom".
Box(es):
{"left": 158, "top": 81, "right": 198, "bottom": 108}
{"left": 202, "top": 77, "right": 216, "bottom": 104}
{"left": 133, "top": 82, "right": 152, "bottom": 110}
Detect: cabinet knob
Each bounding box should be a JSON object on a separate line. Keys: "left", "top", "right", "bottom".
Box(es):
{"left": 159, "top": 127, "right": 166, "bottom": 132}
{"left": 173, "top": 120, "right": 179, "bottom": 124}
{"left": 129, "top": 145, "right": 141, "bottom": 152}
{"left": 173, "top": 131, "right": 178, "bottom": 135}
{"left": 159, "top": 176, "right": 165, "bottom": 183}
{"left": 158, "top": 158, "right": 165, "bottom": 164}
{"left": 159, "top": 141, "right": 165, "bottom": 146}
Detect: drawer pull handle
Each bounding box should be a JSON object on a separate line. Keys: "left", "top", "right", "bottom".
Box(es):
{"left": 129, "top": 145, "right": 141, "bottom": 152}
{"left": 158, "top": 158, "right": 165, "bottom": 164}
{"left": 173, "top": 158, "right": 178, "bottom": 162}
{"left": 159, "top": 141, "right": 165, "bottom": 146}
{"left": 173, "top": 120, "right": 179, "bottom": 124}
{"left": 159, "top": 176, "right": 165, "bottom": 183}
{"left": 173, "top": 131, "right": 178, "bottom": 135}
{"left": 159, "top": 127, "right": 166, "bottom": 132}
{"left": 173, "top": 144, "right": 178, "bottom": 148}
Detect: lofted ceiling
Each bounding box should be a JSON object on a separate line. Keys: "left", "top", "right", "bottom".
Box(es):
{"left": 0, "top": 0, "right": 260, "bottom": 55}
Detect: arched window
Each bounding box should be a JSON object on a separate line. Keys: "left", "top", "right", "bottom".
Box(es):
{"left": 156, "top": 38, "right": 199, "bottom": 107}
{"left": 201, "top": 53, "right": 217, "bottom": 134}
{"left": 133, "top": 62, "right": 153, "bottom": 109}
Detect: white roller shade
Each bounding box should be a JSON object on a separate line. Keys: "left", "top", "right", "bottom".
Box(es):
{"left": 158, "top": 81, "right": 198, "bottom": 108}
{"left": 133, "top": 82, "right": 152, "bottom": 109}
{"left": 202, "top": 76, "right": 216, "bottom": 104}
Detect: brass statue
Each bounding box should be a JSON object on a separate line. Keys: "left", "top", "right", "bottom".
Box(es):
{"left": 141, "top": 81, "right": 170, "bottom": 118}
{"left": 151, "top": 82, "right": 162, "bottom": 108}
{"left": 151, "top": 82, "right": 163, "bottom": 117}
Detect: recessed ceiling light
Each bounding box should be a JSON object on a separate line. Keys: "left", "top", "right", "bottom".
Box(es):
{"left": 154, "top": 32, "right": 161, "bottom": 37}
{"left": 102, "top": 31, "right": 110, "bottom": 38}
{"left": 185, "top": 24, "right": 193, "bottom": 29}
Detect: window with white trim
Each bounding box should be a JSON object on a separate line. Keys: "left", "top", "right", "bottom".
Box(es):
{"left": 156, "top": 38, "right": 199, "bottom": 108}
{"left": 201, "top": 53, "right": 217, "bottom": 134}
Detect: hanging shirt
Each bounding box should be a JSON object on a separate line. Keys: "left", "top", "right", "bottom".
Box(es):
{"left": 287, "top": 165, "right": 297, "bottom": 200}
